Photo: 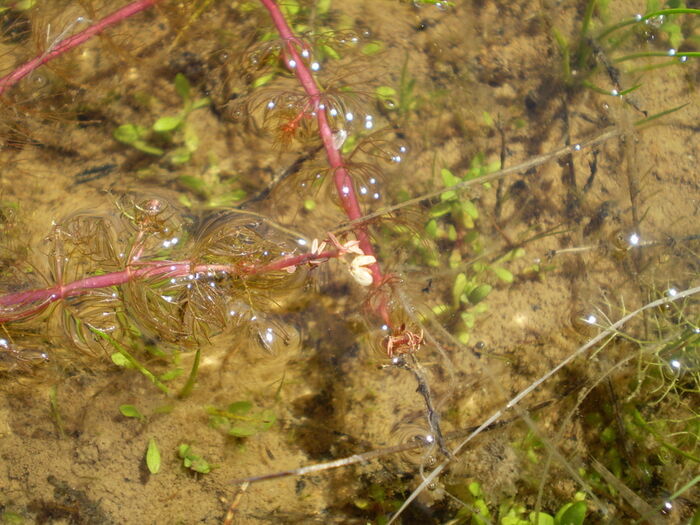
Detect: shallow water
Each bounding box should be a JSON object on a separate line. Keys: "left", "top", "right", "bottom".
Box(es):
{"left": 0, "top": 0, "right": 698, "bottom": 523}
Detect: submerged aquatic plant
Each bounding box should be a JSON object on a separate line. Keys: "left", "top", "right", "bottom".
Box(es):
{"left": 0, "top": 0, "right": 698, "bottom": 524}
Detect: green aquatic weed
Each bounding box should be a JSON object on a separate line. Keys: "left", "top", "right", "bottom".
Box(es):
{"left": 178, "top": 444, "right": 215, "bottom": 474}
{"left": 113, "top": 73, "right": 210, "bottom": 163}
{"left": 206, "top": 401, "right": 276, "bottom": 438}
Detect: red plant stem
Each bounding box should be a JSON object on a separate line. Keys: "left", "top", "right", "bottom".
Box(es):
{"left": 0, "top": 249, "right": 338, "bottom": 324}
{"left": 0, "top": 0, "right": 159, "bottom": 95}
{"left": 258, "top": 0, "right": 383, "bottom": 290}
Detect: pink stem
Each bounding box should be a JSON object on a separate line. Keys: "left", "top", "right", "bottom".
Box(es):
{"left": 0, "top": 0, "right": 159, "bottom": 95}
{"left": 258, "top": 0, "right": 383, "bottom": 288}
{"left": 0, "top": 250, "right": 338, "bottom": 324}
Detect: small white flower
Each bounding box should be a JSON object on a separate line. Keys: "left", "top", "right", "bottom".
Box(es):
{"left": 349, "top": 255, "right": 376, "bottom": 286}
{"left": 311, "top": 238, "right": 327, "bottom": 255}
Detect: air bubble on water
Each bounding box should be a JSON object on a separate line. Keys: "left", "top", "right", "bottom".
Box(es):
{"left": 373, "top": 192, "right": 380, "bottom": 200}
{"left": 0, "top": 339, "right": 8, "bottom": 349}
{"left": 584, "top": 314, "right": 597, "bottom": 325}
{"left": 670, "top": 359, "right": 681, "bottom": 370}
{"left": 288, "top": 59, "right": 297, "bottom": 69}
{"left": 359, "top": 186, "right": 368, "bottom": 195}
{"left": 297, "top": 238, "right": 308, "bottom": 246}
{"left": 628, "top": 233, "right": 640, "bottom": 246}
{"left": 342, "top": 185, "right": 350, "bottom": 195}
{"left": 634, "top": 13, "right": 643, "bottom": 22}
{"left": 391, "top": 155, "right": 402, "bottom": 163}
{"left": 329, "top": 108, "right": 338, "bottom": 117}
{"left": 573, "top": 144, "right": 581, "bottom": 151}
{"left": 425, "top": 434, "right": 435, "bottom": 443}
{"left": 301, "top": 49, "right": 310, "bottom": 58}
{"left": 345, "top": 111, "right": 354, "bottom": 121}
{"left": 267, "top": 100, "right": 276, "bottom": 109}
{"left": 264, "top": 327, "right": 274, "bottom": 344}
{"left": 381, "top": 324, "right": 389, "bottom": 331}
{"left": 369, "top": 177, "right": 377, "bottom": 185}
{"left": 365, "top": 119, "right": 373, "bottom": 130}
{"left": 311, "top": 62, "right": 320, "bottom": 71}
{"left": 668, "top": 48, "right": 677, "bottom": 56}
{"left": 610, "top": 89, "right": 619, "bottom": 96}
{"left": 679, "top": 56, "right": 688, "bottom": 63}
{"left": 399, "top": 145, "right": 408, "bottom": 153}
{"left": 667, "top": 287, "right": 678, "bottom": 297}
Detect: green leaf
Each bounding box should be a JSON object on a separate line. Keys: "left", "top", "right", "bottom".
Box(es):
{"left": 529, "top": 512, "right": 554, "bottom": 525}
{"left": 111, "top": 352, "right": 132, "bottom": 368}
{"left": 146, "top": 438, "right": 161, "bottom": 474}
{"left": 492, "top": 266, "right": 514, "bottom": 283}
{"left": 177, "top": 348, "right": 200, "bottom": 399}
{"left": 253, "top": 72, "right": 275, "bottom": 88}
{"left": 229, "top": 423, "right": 258, "bottom": 437}
{"left": 210, "top": 190, "right": 247, "bottom": 206}
{"left": 119, "top": 404, "right": 144, "bottom": 419}
{"left": 320, "top": 44, "right": 340, "bottom": 60}
{"left": 159, "top": 368, "right": 183, "bottom": 381}
{"left": 178, "top": 175, "right": 207, "bottom": 194}
{"left": 227, "top": 401, "right": 253, "bottom": 415}
{"left": 280, "top": 0, "right": 299, "bottom": 16}
{"left": 153, "top": 115, "right": 183, "bottom": 132}
{"left": 92, "top": 328, "right": 170, "bottom": 395}
{"left": 169, "top": 147, "right": 191, "bottom": 164}
{"left": 174, "top": 73, "right": 190, "bottom": 101}
{"left": 461, "top": 199, "right": 479, "bottom": 220}
{"left": 440, "top": 168, "right": 459, "bottom": 187}
{"left": 192, "top": 97, "right": 211, "bottom": 110}
{"left": 375, "top": 85, "right": 397, "bottom": 99}
{"left": 113, "top": 124, "right": 142, "bottom": 144}
{"left": 132, "top": 140, "right": 164, "bottom": 156}
{"left": 362, "top": 41, "right": 384, "bottom": 55}
{"left": 452, "top": 273, "right": 467, "bottom": 307}
{"left": 467, "top": 284, "right": 492, "bottom": 305}
{"left": 425, "top": 218, "right": 438, "bottom": 238}
{"left": 555, "top": 501, "right": 586, "bottom": 525}
{"left": 429, "top": 201, "right": 453, "bottom": 218}
{"left": 258, "top": 409, "right": 276, "bottom": 430}
{"left": 184, "top": 126, "right": 199, "bottom": 152}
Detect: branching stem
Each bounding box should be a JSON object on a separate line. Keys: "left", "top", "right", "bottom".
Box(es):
{"left": 258, "top": 0, "right": 383, "bottom": 289}
{"left": 0, "top": 0, "right": 160, "bottom": 95}
{"left": 0, "top": 249, "right": 339, "bottom": 323}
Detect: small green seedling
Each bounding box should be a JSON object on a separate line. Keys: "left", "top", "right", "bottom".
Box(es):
{"left": 178, "top": 444, "right": 215, "bottom": 474}
{"left": 206, "top": 401, "right": 276, "bottom": 437}
{"left": 146, "top": 438, "right": 161, "bottom": 474}
{"left": 177, "top": 155, "right": 247, "bottom": 208}
{"left": 449, "top": 481, "right": 587, "bottom": 525}
{"left": 375, "top": 54, "right": 419, "bottom": 120}
{"left": 114, "top": 73, "right": 210, "bottom": 163}
{"left": 119, "top": 404, "right": 145, "bottom": 420}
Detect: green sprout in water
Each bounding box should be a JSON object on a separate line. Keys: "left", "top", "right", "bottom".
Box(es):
{"left": 146, "top": 437, "right": 161, "bottom": 474}
{"left": 113, "top": 73, "right": 210, "bottom": 163}
{"left": 447, "top": 481, "right": 588, "bottom": 525}
{"left": 178, "top": 444, "right": 215, "bottom": 475}
{"left": 206, "top": 400, "right": 276, "bottom": 438}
